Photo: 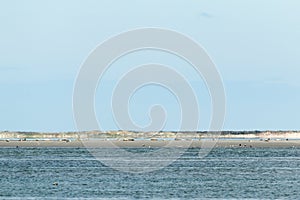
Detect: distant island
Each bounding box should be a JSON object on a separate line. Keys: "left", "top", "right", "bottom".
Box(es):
{"left": 1, "top": 130, "right": 300, "bottom": 148}
{"left": 1, "top": 130, "right": 300, "bottom": 140}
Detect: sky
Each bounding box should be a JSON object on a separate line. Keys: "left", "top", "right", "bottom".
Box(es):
{"left": 0, "top": 0, "right": 300, "bottom": 132}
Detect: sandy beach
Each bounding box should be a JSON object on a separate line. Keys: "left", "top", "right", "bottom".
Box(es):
{"left": 1, "top": 130, "right": 300, "bottom": 148}
{"left": 1, "top": 139, "right": 300, "bottom": 148}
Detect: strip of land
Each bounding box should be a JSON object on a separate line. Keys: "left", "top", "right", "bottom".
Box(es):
{"left": 0, "top": 131, "right": 300, "bottom": 148}
{"left": 0, "top": 139, "right": 300, "bottom": 148}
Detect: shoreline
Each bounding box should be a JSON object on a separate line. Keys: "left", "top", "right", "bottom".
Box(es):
{"left": 1, "top": 139, "right": 300, "bottom": 148}
{"left": 2, "top": 130, "right": 300, "bottom": 140}
{"left": 1, "top": 130, "right": 300, "bottom": 148}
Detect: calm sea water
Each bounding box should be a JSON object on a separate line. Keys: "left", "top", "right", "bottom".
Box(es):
{"left": 0, "top": 147, "right": 300, "bottom": 199}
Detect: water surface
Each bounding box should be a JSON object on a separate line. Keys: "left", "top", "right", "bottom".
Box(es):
{"left": 0, "top": 147, "right": 299, "bottom": 199}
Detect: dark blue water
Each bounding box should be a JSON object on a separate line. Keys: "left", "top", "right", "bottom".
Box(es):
{"left": 1, "top": 147, "right": 300, "bottom": 199}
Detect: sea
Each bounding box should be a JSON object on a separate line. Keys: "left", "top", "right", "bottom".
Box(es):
{"left": 0, "top": 147, "right": 300, "bottom": 199}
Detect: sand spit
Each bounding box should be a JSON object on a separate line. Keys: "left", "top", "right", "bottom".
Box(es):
{"left": 0, "top": 130, "right": 300, "bottom": 148}
{"left": 0, "top": 139, "right": 300, "bottom": 148}
{"left": 1, "top": 130, "right": 300, "bottom": 139}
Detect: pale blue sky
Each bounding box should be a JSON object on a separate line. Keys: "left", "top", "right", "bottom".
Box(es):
{"left": 0, "top": 0, "right": 300, "bottom": 132}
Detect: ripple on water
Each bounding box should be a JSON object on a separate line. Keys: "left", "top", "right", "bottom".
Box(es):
{"left": 0, "top": 147, "right": 300, "bottom": 199}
